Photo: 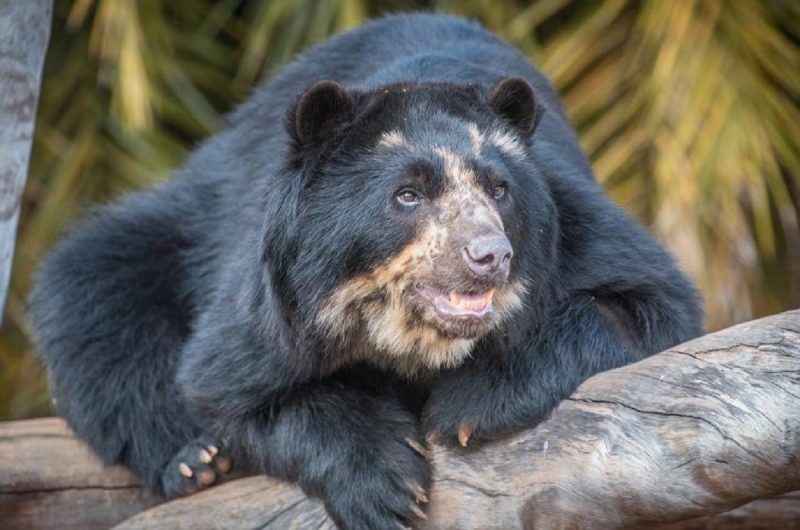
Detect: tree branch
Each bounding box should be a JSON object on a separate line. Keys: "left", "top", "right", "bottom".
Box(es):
{"left": 0, "top": 0, "right": 52, "bottom": 323}
{"left": 1, "top": 310, "right": 798, "bottom": 529}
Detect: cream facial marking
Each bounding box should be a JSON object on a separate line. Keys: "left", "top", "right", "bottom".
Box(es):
{"left": 377, "top": 129, "right": 410, "bottom": 150}
{"left": 315, "top": 226, "right": 528, "bottom": 377}
{"left": 466, "top": 122, "right": 526, "bottom": 159}
{"left": 431, "top": 146, "right": 503, "bottom": 230}
{"left": 431, "top": 146, "right": 475, "bottom": 190}
{"left": 315, "top": 224, "right": 476, "bottom": 376}
{"left": 315, "top": 142, "right": 522, "bottom": 377}
{"left": 466, "top": 122, "right": 485, "bottom": 156}
{"left": 488, "top": 129, "right": 527, "bottom": 158}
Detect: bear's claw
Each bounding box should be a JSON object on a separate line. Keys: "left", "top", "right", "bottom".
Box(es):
{"left": 162, "top": 436, "right": 231, "bottom": 498}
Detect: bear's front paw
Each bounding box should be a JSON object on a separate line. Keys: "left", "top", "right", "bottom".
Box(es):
{"left": 323, "top": 431, "right": 431, "bottom": 530}
{"left": 161, "top": 436, "right": 232, "bottom": 498}
{"left": 423, "top": 375, "right": 530, "bottom": 448}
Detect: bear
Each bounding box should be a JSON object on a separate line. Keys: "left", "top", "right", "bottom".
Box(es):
{"left": 29, "top": 13, "right": 702, "bottom": 530}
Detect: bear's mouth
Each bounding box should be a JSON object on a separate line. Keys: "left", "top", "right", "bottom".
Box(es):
{"left": 414, "top": 286, "right": 496, "bottom": 319}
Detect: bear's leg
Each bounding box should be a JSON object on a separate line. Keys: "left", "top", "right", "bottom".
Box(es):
{"left": 29, "top": 194, "right": 206, "bottom": 493}
{"left": 177, "top": 291, "right": 431, "bottom": 524}
{"left": 423, "top": 293, "right": 693, "bottom": 445}
{"left": 203, "top": 374, "right": 431, "bottom": 530}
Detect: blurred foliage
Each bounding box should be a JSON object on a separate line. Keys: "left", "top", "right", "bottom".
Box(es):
{"left": 1, "top": 0, "right": 798, "bottom": 420}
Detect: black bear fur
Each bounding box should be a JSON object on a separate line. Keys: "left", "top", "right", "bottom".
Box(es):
{"left": 29, "top": 13, "right": 702, "bottom": 529}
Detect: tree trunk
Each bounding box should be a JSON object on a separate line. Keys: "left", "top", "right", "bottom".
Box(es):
{"left": 0, "top": 0, "right": 52, "bottom": 324}
{"left": 1, "top": 310, "right": 798, "bottom": 529}
{"left": 0, "top": 418, "right": 160, "bottom": 530}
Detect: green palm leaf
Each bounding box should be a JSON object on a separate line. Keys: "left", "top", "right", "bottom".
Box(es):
{"left": 2, "top": 0, "right": 797, "bottom": 419}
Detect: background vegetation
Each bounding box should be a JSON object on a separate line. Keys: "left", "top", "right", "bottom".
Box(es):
{"left": 1, "top": 0, "right": 798, "bottom": 420}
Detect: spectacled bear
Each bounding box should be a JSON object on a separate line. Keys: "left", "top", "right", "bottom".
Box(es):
{"left": 29, "top": 13, "right": 702, "bottom": 529}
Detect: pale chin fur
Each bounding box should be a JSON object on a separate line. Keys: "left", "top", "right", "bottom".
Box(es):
{"left": 317, "top": 279, "right": 528, "bottom": 378}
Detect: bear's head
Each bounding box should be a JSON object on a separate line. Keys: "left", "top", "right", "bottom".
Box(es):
{"left": 270, "top": 78, "right": 558, "bottom": 376}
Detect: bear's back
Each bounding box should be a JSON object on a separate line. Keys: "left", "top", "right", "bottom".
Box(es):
{"left": 229, "top": 14, "right": 567, "bottom": 132}
{"left": 196, "top": 14, "right": 591, "bottom": 205}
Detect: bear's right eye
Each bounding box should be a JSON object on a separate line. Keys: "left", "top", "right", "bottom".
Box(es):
{"left": 396, "top": 188, "right": 420, "bottom": 206}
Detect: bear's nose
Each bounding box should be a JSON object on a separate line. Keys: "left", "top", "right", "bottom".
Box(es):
{"left": 462, "top": 235, "right": 513, "bottom": 279}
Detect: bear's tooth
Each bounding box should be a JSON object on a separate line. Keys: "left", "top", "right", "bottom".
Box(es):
{"left": 450, "top": 292, "right": 460, "bottom": 306}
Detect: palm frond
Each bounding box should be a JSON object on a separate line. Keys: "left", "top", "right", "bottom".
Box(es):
{"left": 1, "top": 0, "right": 798, "bottom": 419}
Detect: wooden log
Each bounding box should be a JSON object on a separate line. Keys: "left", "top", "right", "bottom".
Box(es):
{"left": 1, "top": 310, "right": 798, "bottom": 529}
{"left": 0, "top": 0, "right": 52, "bottom": 323}
{"left": 0, "top": 418, "right": 160, "bottom": 530}
{"left": 658, "top": 492, "right": 800, "bottom": 530}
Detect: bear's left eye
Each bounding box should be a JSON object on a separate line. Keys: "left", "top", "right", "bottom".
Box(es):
{"left": 396, "top": 188, "right": 420, "bottom": 206}
{"left": 491, "top": 183, "right": 507, "bottom": 200}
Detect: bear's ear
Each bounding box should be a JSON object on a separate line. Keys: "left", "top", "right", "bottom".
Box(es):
{"left": 293, "top": 81, "right": 353, "bottom": 147}
{"left": 487, "top": 77, "right": 538, "bottom": 137}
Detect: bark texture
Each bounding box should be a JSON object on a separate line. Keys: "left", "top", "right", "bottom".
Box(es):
{"left": 0, "top": 417, "right": 159, "bottom": 530}
{"left": 1, "top": 310, "right": 798, "bottom": 529}
{"left": 0, "top": 0, "right": 52, "bottom": 323}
